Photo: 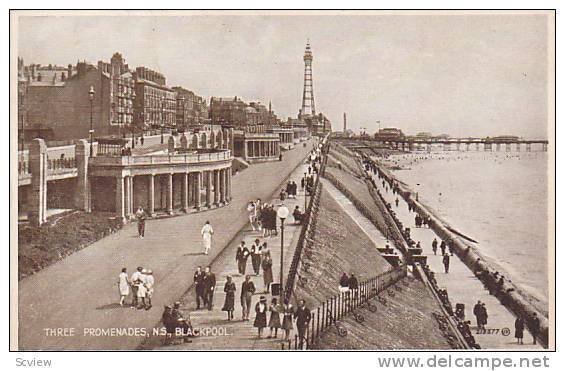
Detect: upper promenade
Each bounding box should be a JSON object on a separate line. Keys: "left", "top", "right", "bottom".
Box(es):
{"left": 17, "top": 138, "right": 314, "bottom": 350}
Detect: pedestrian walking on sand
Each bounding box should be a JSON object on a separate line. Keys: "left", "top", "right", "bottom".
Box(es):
{"left": 201, "top": 221, "right": 214, "bottom": 255}
{"left": 281, "top": 299, "right": 294, "bottom": 340}
{"left": 440, "top": 240, "right": 447, "bottom": 256}
{"left": 241, "top": 275, "right": 256, "bottom": 321}
{"left": 117, "top": 268, "right": 130, "bottom": 307}
{"left": 236, "top": 241, "right": 250, "bottom": 276}
{"left": 262, "top": 254, "right": 274, "bottom": 293}
{"left": 529, "top": 313, "right": 540, "bottom": 345}
{"left": 515, "top": 317, "right": 525, "bottom": 344}
{"left": 473, "top": 301, "right": 483, "bottom": 329}
{"left": 222, "top": 276, "right": 236, "bottom": 321}
{"left": 432, "top": 238, "right": 438, "bottom": 255}
{"left": 395, "top": 198, "right": 399, "bottom": 208}
{"left": 442, "top": 253, "right": 450, "bottom": 274}
{"left": 135, "top": 206, "right": 146, "bottom": 238}
{"left": 267, "top": 298, "right": 281, "bottom": 338}
{"left": 254, "top": 296, "right": 268, "bottom": 338}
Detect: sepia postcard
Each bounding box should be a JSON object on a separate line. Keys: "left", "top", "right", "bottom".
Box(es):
{"left": 9, "top": 9, "right": 555, "bottom": 355}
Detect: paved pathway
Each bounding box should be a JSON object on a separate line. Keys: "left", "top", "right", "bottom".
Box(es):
{"left": 369, "top": 168, "right": 541, "bottom": 350}
{"left": 158, "top": 162, "right": 315, "bottom": 350}
{"left": 18, "top": 139, "right": 314, "bottom": 350}
{"left": 322, "top": 178, "right": 404, "bottom": 261}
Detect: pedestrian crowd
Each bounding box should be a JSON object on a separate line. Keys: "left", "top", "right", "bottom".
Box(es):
{"left": 117, "top": 266, "right": 155, "bottom": 310}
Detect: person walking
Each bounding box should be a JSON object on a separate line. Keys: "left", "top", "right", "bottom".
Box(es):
{"left": 294, "top": 299, "right": 312, "bottom": 349}
{"left": 247, "top": 201, "right": 257, "bottom": 231}
{"left": 193, "top": 266, "right": 206, "bottom": 310}
{"left": 130, "top": 266, "right": 143, "bottom": 309}
{"left": 240, "top": 275, "right": 256, "bottom": 321}
{"left": 144, "top": 270, "right": 154, "bottom": 310}
{"left": 254, "top": 296, "right": 268, "bottom": 338}
{"left": 201, "top": 221, "right": 214, "bottom": 255}
{"left": 222, "top": 276, "right": 236, "bottom": 321}
{"left": 440, "top": 240, "right": 447, "bottom": 256}
{"left": 135, "top": 206, "right": 146, "bottom": 238}
{"left": 515, "top": 317, "right": 525, "bottom": 344}
{"left": 480, "top": 303, "right": 488, "bottom": 329}
{"left": 395, "top": 198, "right": 399, "bottom": 208}
{"left": 251, "top": 239, "right": 262, "bottom": 276}
{"left": 261, "top": 254, "right": 274, "bottom": 293}
{"left": 203, "top": 266, "right": 216, "bottom": 311}
{"left": 432, "top": 238, "right": 438, "bottom": 255}
{"left": 443, "top": 253, "right": 450, "bottom": 274}
{"left": 135, "top": 272, "right": 147, "bottom": 310}
{"left": 117, "top": 268, "right": 130, "bottom": 307}
{"left": 281, "top": 299, "right": 294, "bottom": 341}
{"left": 235, "top": 241, "right": 250, "bottom": 276}
{"left": 473, "top": 301, "right": 483, "bottom": 329}
{"left": 529, "top": 313, "right": 540, "bottom": 345}
{"left": 267, "top": 298, "right": 281, "bottom": 339}
{"left": 348, "top": 273, "right": 359, "bottom": 302}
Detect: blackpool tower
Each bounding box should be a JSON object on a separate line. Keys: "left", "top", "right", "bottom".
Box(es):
{"left": 300, "top": 40, "right": 316, "bottom": 117}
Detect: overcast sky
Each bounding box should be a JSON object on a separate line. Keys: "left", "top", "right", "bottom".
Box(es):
{"left": 16, "top": 12, "right": 552, "bottom": 138}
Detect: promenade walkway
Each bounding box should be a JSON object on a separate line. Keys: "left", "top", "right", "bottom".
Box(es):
{"left": 321, "top": 178, "right": 404, "bottom": 260}
{"left": 17, "top": 139, "right": 314, "bottom": 350}
{"left": 156, "top": 162, "right": 314, "bottom": 350}
{"left": 369, "top": 169, "right": 541, "bottom": 350}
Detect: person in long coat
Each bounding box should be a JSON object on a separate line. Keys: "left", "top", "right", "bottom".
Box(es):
{"left": 254, "top": 296, "right": 268, "bottom": 338}
{"left": 261, "top": 255, "right": 274, "bottom": 293}
{"left": 281, "top": 299, "right": 294, "bottom": 340}
{"left": 268, "top": 297, "right": 281, "bottom": 338}
{"left": 222, "top": 276, "right": 236, "bottom": 321}
{"left": 240, "top": 275, "right": 256, "bottom": 321}
{"left": 203, "top": 267, "right": 216, "bottom": 310}
{"left": 515, "top": 317, "right": 525, "bottom": 344}
{"left": 201, "top": 221, "right": 214, "bottom": 255}
{"left": 117, "top": 268, "right": 130, "bottom": 307}
{"left": 235, "top": 241, "right": 250, "bottom": 276}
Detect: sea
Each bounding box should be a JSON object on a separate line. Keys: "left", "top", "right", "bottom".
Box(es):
{"left": 380, "top": 150, "right": 549, "bottom": 307}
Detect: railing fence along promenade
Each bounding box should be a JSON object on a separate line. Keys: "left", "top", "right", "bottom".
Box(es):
{"left": 367, "top": 156, "right": 549, "bottom": 348}
{"left": 284, "top": 136, "right": 329, "bottom": 300}
{"left": 281, "top": 265, "right": 408, "bottom": 350}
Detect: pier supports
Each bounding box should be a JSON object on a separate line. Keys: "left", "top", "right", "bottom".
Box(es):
{"left": 542, "top": 143, "right": 548, "bottom": 152}
{"left": 526, "top": 143, "right": 531, "bottom": 152}
{"left": 485, "top": 143, "right": 492, "bottom": 151}
{"left": 505, "top": 143, "right": 511, "bottom": 152}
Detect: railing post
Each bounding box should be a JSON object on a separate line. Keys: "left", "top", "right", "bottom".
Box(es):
{"left": 322, "top": 301, "right": 326, "bottom": 329}
{"left": 316, "top": 307, "right": 320, "bottom": 339}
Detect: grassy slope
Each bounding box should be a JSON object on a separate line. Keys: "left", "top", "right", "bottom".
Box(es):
{"left": 293, "top": 187, "right": 391, "bottom": 307}
{"left": 18, "top": 211, "right": 119, "bottom": 280}
{"left": 315, "top": 277, "right": 455, "bottom": 350}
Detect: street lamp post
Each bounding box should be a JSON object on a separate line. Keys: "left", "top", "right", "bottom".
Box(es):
{"left": 88, "top": 86, "right": 95, "bottom": 157}
{"left": 277, "top": 204, "right": 290, "bottom": 302}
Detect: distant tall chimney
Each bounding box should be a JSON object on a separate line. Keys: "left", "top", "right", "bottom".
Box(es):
{"left": 343, "top": 112, "right": 347, "bottom": 132}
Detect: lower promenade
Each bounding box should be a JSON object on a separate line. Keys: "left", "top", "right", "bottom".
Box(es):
{"left": 17, "top": 139, "right": 313, "bottom": 350}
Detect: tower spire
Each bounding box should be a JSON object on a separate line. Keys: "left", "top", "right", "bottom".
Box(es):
{"left": 301, "top": 40, "right": 316, "bottom": 117}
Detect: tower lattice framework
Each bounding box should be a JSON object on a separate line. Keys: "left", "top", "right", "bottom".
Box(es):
{"left": 301, "top": 41, "right": 316, "bottom": 117}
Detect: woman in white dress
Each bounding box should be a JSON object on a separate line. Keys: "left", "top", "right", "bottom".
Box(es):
{"left": 201, "top": 221, "right": 214, "bottom": 255}
{"left": 118, "top": 268, "right": 130, "bottom": 307}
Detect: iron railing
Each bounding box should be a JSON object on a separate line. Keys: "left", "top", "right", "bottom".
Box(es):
{"left": 281, "top": 265, "right": 408, "bottom": 350}
{"left": 283, "top": 140, "right": 329, "bottom": 300}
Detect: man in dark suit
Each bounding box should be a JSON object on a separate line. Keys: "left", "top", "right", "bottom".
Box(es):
{"left": 236, "top": 241, "right": 250, "bottom": 276}
{"left": 193, "top": 266, "right": 206, "bottom": 309}
{"left": 294, "top": 299, "right": 312, "bottom": 349}
{"left": 203, "top": 266, "right": 216, "bottom": 311}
